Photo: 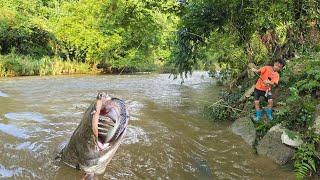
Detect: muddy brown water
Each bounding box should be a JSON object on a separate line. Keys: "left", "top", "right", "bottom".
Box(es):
{"left": 0, "top": 72, "right": 294, "bottom": 179}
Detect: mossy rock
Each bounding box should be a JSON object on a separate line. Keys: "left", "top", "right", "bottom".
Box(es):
{"left": 231, "top": 116, "right": 256, "bottom": 147}
{"left": 257, "top": 124, "right": 295, "bottom": 165}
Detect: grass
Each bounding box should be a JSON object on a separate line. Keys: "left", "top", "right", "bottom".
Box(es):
{"left": 0, "top": 53, "right": 93, "bottom": 77}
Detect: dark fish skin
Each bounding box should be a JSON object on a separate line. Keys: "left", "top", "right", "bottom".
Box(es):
{"left": 59, "top": 98, "right": 129, "bottom": 174}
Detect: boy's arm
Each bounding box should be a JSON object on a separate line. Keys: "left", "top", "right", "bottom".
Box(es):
{"left": 251, "top": 66, "right": 266, "bottom": 74}
{"left": 265, "top": 76, "right": 279, "bottom": 87}
{"left": 263, "top": 79, "right": 274, "bottom": 87}
{"left": 251, "top": 68, "right": 259, "bottom": 73}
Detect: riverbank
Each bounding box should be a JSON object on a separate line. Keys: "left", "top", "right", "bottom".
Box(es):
{"left": 0, "top": 54, "right": 92, "bottom": 77}
{"left": 0, "top": 54, "right": 171, "bottom": 77}
{"left": 206, "top": 52, "right": 320, "bottom": 179}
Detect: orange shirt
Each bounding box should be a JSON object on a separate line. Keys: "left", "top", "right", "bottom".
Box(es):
{"left": 255, "top": 66, "right": 279, "bottom": 91}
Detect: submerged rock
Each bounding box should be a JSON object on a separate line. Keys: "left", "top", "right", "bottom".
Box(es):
{"left": 231, "top": 117, "right": 256, "bottom": 147}
{"left": 257, "top": 124, "right": 295, "bottom": 165}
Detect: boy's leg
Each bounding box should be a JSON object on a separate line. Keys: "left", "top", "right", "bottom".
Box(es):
{"left": 266, "top": 97, "right": 273, "bottom": 120}
{"left": 254, "top": 89, "right": 263, "bottom": 121}
{"left": 254, "top": 100, "right": 260, "bottom": 110}
{"left": 254, "top": 100, "right": 263, "bottom": 121}
{"left": 267, "top": 97, "right": 273, "bottom": 108}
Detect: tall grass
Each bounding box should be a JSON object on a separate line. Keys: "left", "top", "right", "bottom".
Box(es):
{"left": 0, "top": 54, "right": 92, "bottom": 77}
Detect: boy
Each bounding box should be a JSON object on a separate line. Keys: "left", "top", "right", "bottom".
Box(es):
{"left": 251, "top": 60, "right": 285, "bottom": 121}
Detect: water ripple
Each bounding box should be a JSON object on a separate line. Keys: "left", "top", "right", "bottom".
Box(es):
{"left": 123, "top": 126, "right": 150, "bottom": 146}
{"left": 0, "top": 91, "right": 9, "bottom": 97}
{"left": 0, "top": 123, "right": 29, "bottom": 139}
{"left": 4, "top": 112, "right": 46, "bottom": 122}
{"left": 0, "top": 165, "right": 38, "bottom": 179}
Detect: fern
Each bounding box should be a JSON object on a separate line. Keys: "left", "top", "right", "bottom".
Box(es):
{"left": 293, "top": 143, "right": 318, "bottom": 179}
{"left": 294, "top": 157, "right": 316, "bottom": 180}
{"left": 294, "top": 60, "right": 320, "bottom": 94}
{"left": 297, "top": 79, "right": 320, "bottom": 93}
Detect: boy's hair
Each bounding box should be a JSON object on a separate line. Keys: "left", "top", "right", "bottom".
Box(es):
{"left": 277, "top": 59, "right": 286, "bottom": 67}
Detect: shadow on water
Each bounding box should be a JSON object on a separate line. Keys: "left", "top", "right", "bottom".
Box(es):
{"left": 191, "top": 156, "right": 214, "bottom": 180}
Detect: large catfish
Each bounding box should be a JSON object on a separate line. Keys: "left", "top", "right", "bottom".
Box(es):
{"left": 59, "top": 97, "right": 129, "bottom": 175}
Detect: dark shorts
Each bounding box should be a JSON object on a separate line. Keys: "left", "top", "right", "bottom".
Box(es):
{"left": 254, "top": 88, "right": 272, "bottom": 101}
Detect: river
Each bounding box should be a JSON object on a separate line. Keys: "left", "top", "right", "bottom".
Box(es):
{"left": 0, "top": 72, "right": 294, "bottom": 179}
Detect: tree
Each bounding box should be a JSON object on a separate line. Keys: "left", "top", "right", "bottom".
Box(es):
{"left": 172, "top": 0, "right": 320, "bottom": 78}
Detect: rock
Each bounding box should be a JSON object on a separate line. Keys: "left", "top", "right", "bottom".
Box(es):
{"left": 257, "top": 124, "right": 295, "bottom": 165}
{"left": 231, "top": 117, "right": 256, "bottom": 147}
{"left": 313, "top": 104, "right": 320, "bottom": 134}
{"left": 281, "top": 131, "right": 303, "bottom": 148}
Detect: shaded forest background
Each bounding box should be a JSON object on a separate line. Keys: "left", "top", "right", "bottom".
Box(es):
{"left": 0, "top": 0, "right": 179, "bottom": 75}
{"left": 0, "top": 0, "right": 319, "bottom": 78}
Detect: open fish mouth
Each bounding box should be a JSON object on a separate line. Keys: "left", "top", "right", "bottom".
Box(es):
{"left": 58, "top": 97, "right": 129, "bottom": 174}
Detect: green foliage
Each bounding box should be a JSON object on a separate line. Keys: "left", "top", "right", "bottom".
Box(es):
{"left": 205, "top": 91, "right": 243, "bottom": 121}
{"left": 202, "top": 31, "right": 248, "bottom": 80}
{"left": 293, "top": 140, "right": 320, "bottom": 180}
{"left": 269, "top": 56, "right": 320, "bottom": 179}
{"left": 0, "top": 53, "right": 39, "bottom": 76}
{"left": 275, "top": 55, "right": 319, "bottom": 132}
{"left": 0, "top": 4, "right": 54, "bottom": 57}
{"left": 278, "top": 88, "right": 315, "bottom": 132}
{"left": 294, "top": 144, "right": 316, "bottom": 179}
{"left": 171, "top": 0, "right": 320, "bottom": 77}
{"left": 284, "top": 129, "right": 299, "bottom": 140}
{"left": 283, "top": 55, "right": 320, "bottom": 101}
{"left": 0, "top": 54, "right": 90, "bottom": 76}
{"left": 48, "top": 0, "right": 179, "bottom": 71}
{"left": 170, "top": 0, "right": 230, "bottom": 77}
{"left": 0, "top": 0, "right": 180, "bottom": 75}
{"left": 254, "top": 116, "right": 281, "bottom": 139}
{"left": 295, "top": 59, "right": 320, "bottom": 94}
{"left": 254, "top": 120, "right": 273, "bottom": 138}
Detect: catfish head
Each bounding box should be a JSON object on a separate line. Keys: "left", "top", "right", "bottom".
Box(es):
{"left": 59, "top": 97, "right": 129, "bottom": 175}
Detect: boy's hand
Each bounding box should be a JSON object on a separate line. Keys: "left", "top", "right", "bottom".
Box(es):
{"left": 263, "top": 79, "right": 272, "bottom": 86}
{"left": 251, "top": 68, "right": 258, "bottom": 73}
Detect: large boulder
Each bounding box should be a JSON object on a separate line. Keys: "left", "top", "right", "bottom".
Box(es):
{"left": 231, "top": 117, "right": 256, "bottom": 147}
{"left": 257, "top": 124, "right": 295, "bottom": 165}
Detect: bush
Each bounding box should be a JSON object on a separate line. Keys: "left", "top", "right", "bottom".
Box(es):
{"left": 0, "top": 54, "right": 92, "bottom": 77}
{"left": 205, "top": 90, "right": 244, "bottom": 121}
{"left": 293, "top": 130, "right": 320, "bottom": 180}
